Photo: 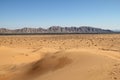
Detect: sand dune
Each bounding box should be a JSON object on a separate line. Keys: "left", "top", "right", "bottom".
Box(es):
{"left": 0, "top": 34, "right": 120, "bottom": 80}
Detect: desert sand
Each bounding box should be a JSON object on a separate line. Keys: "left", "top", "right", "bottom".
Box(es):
{"left": 0, "top": 34, "right": 120, "bottom": 80}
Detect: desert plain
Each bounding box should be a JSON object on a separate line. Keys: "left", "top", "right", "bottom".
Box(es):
{"left": 0, "top": 34, "right": 120, "bottom": 80}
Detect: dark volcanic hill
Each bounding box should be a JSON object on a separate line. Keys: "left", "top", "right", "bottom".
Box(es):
{"left": 0, "top": 26, "right": 113, "bottom": 34}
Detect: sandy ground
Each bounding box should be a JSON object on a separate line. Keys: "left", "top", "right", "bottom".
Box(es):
{"left": 0, "top": 34, "right": 120, "bottom": 80}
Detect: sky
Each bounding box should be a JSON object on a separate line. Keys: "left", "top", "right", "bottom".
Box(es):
{"left": 0, "top": 0, "right": 120, "bottom": 30}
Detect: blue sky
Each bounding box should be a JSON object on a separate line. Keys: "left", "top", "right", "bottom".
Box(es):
{"left": 0, "top": 0, "right": 120, "bottom": 30}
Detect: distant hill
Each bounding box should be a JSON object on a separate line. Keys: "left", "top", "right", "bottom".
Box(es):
{"left": 0, "top": 26, "right": 114, "bottom": 34}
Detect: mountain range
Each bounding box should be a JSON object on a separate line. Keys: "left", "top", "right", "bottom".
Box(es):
{"left": 0, "top": 26, "right": 114, "bottom": 34}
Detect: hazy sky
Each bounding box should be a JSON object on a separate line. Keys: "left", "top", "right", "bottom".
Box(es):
{"left": 0, "top": 0, "right": 120, "bottom": 30}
